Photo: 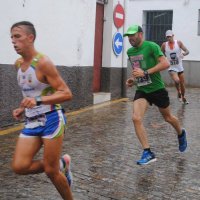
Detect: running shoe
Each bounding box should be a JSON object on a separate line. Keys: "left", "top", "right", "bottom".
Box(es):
{"left": 137, "top": 150, "right": 157, "bottom": 165}
{"left": 178, "top": 129, "right": 187, "bottom": 152}
{"left": 61, "top": 154, "right": 73, "bottom": 187}
{"left": 182, "top": 97, "right": 189, "bottom": 104}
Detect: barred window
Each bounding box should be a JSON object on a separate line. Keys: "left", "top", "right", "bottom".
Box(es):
{"left": 143, "top": 10, "right": 173, "bottom": 46}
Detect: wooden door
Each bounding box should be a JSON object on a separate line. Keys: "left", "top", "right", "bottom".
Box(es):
{"left": 93, "top": 3, "right": 104, "bottom": 92}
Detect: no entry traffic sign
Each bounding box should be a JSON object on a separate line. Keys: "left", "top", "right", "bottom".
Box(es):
{"left": 113, "top": 3, "right": 125, "bottom": 29}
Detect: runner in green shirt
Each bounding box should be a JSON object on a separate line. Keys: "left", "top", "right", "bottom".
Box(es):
{"left": 124, "top": 25, "right": 187, "bottom": 165}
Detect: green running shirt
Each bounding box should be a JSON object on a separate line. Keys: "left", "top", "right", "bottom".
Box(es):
{"left": 127, "top": 41, "right": 165, "bottom": 93}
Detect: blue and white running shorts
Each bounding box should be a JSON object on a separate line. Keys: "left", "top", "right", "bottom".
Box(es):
{"left": 20, "top": 110, "right": 67, "bottom": 139}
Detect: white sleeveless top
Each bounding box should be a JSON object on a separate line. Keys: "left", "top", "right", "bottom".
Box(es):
{"left": 17, "top": 54, "right": 62, "bottom": 117}
{"left": 165, "top": 40, "right": 183, "bottom": 72}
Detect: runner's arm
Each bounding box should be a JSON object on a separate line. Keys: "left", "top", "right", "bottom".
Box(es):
{"left": 160, "top": 43, "right": 166, "bottom": 55}
{"left": 178, "top": 40, "right": 189, "bottom": 56}
{"left": 12, "top": 59, "right": 26, "bottom": 116}
{"left": 36, "top": 56, "right": 73, "bottom": 105}
{"left": 146, "top": 56, "right": 170, "bottom": 75}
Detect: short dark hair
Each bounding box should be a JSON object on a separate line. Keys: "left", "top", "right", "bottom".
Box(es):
{"left": 138, "top": 26, "right": 143, "bottom": 33}
{"left": 11, "top": 21, "right": 36, "bottom": 41}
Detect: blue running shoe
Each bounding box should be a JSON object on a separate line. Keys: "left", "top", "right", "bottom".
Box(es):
{"left": 178, "top": 129, "right": 187, "bottom": 152}
{"left": 137, "top": 150, "right": 157, "bottom": 165}
{"left": 61, "top": 154, "right": 73, "bottom": 187}
{"left": 65, "top": 169, "right": 73, "bottom": 187}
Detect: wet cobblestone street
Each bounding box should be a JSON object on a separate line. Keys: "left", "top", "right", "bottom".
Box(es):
{"left": 1, "top": 87, "right": 200, "bottom": 200}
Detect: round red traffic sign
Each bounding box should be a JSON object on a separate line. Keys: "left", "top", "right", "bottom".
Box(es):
{"left": 113, "top": 3, "right": 125, "bottom": 29}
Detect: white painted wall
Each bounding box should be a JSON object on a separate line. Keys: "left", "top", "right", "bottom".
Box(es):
{"left": 1, "top": 0, "right": 198, "bottom": 70}
{"left": 0, "top": 0, "right": 96, "bottom": 66}
{"left": 123, "top": 0, "right": 200, "bottom": 66}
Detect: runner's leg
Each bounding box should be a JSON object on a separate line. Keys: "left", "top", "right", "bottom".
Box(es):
{"left": 42, "top": 135, "right": 73, "bottom": 200}
{"left": 12, "top": 137, "right": 44, "bottom": 174}
{"left": 169, "top": 71, "right": 181, "bottom": 98}
{"left": 179, "top": 72, "right": 188, "bottom": 103}
{"left": 159, "top": 106, "right": 182, "bottom": 135}
{"left": 132, "top": 98, "right": 149, "bottom": 148}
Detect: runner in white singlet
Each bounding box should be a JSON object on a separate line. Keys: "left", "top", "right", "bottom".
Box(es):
{"left": 10, "top": 21, "right": 73, "bottom": 200}
{"left": 161, "top": 30, "right": 189, "bottom": 104}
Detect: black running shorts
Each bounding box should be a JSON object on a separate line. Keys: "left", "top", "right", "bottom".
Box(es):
{"left": 134, "top": 88, "right": 170, "bottom": 108}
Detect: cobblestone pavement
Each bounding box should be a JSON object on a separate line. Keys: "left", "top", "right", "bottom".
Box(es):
{"left": 1, "top": 87, "right": 200, "bottom": 200}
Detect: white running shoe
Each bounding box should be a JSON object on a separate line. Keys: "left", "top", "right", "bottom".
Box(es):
{"left": 61, "top": 154, "right": 73, "bottom": 187}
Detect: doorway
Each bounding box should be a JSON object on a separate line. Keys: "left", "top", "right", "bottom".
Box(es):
{"left": 93, "top": 3, "right": 104, "bottom": 92}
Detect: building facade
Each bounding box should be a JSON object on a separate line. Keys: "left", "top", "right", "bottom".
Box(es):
{"left": 0, "top": 0, "right": 199, "bottom": 127}
{"left": 124, "top": 0, "right": 200, "bottom": 87}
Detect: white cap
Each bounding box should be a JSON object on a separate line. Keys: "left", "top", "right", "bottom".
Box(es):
{"left": 165, "top": 30, "right": 174, "bottom": 37}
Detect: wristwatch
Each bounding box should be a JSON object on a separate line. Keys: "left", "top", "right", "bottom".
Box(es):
{"left": 143, "top": 70, "right": 149, "bottom": 76}
{"left": 35, "top": 96, "right": 42, "bottom": 106}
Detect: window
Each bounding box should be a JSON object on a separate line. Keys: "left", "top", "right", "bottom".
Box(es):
{"left": 143, "top": 10, "right": 173, "bottom": 46}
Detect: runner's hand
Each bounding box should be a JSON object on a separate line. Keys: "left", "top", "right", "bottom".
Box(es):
{"left": 180, "top": 53, "right": 184, "bottom": 59}
{"left": 132, "top": 68, "right": 145, "bottom": 77}
{"left": 20, "top": 97, "right": 36, "bottom": 109}
{"left": 13, "top": 107, "right": 24, "bottom": 120}
{"left": 126, "top": 78, "right": 135, "bottom": 87}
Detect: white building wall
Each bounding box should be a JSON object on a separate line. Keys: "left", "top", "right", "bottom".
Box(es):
{"left": 0, "top": 0, "right": 199, "bottom": 76}
{"left": 0, "top": 0, "right": 96, "bottom": 66}
{"left": 123, "top": 0, "right": 200, "bottom": 63}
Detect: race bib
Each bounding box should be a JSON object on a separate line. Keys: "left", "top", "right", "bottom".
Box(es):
{"left": 169, "top": 52, "right": 179, "bottom": 65}
{"left": 129, "top": 56, "right": 152, "bottom": 87}
{"left": 25, "top": 114, "right": 46, "bottom": 129}
{"left": 170, "top": 59, "right": 179, "bottom": 65}
{"left": 136, "top": 74, "right": 152, "bottom": 87}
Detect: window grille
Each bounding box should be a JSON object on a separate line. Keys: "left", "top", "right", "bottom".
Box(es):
{"left": 143, "top": 10, "right": 173, "bottom": 46}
